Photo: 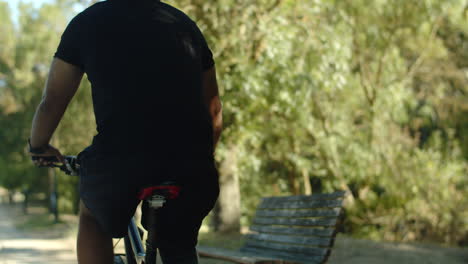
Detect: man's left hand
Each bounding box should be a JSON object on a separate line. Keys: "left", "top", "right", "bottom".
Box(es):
{"left": 28, "top": 144, "right": 65, "bottom": 167}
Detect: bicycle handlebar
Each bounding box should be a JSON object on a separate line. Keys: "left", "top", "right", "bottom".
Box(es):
{"left": 31, "top": 156, "right": 79, "bottom": 176}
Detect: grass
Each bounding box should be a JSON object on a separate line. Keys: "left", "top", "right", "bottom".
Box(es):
{"left": 328, "top": 234, "right": 468, "bottom": 264}
{"left": 13, "top": 205, "right": 78, "bottom": 239}
{"left": 198, "top": 231, "right": 246, "bottom": 249}
{"left": 16, "top": 213, "right": 60, "bottom": 230}
{"left": 197, "top": 231, "right": 247, "bottom": 264}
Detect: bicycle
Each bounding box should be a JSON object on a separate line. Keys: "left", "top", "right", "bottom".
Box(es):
{"left": 33, "top": 155, "right": 181, "bottom": 264}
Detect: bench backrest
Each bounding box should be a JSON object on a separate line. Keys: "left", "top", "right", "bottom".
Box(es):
{"left": 240, "top": 191, "right": 345, "bottom": 264}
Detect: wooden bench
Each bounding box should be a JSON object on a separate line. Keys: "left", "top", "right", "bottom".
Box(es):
{"left": 198, "top": 191, "right": 345, "bottom": 264}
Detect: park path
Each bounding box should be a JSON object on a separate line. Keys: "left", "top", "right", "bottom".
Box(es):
{"left": 0, "top": 204, "right": 76, "bottom": 264}
{"left": 0, "top": 201, "right": 466, "bottom": 264}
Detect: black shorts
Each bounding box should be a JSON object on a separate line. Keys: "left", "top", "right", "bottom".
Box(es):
{"left": 78, "top": 149, "right": 219, "bottom": 246}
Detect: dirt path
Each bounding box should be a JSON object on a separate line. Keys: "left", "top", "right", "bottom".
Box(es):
{"left": 0, "top": 204, "right": 76, "bottom": 264}
{"left": 1, "top": 202, "right": 466, "bottom": 264}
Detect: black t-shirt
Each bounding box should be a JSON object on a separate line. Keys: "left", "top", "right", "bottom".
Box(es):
{"left": 55, "top": 0, "right": 215, "bottom": 162}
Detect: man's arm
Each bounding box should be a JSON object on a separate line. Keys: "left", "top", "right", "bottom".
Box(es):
{"left": 202, "top": 67, "right": 223, "bottom": 151}
{"left": 29, "top": 58, "right": 84, "bottom": 153}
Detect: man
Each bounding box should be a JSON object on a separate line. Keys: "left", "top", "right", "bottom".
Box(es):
{"left": 28, "top": 0, "right": 222, "bottom": 263}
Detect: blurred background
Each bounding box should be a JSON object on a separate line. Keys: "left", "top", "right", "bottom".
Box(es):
{"left": 0, "top": 0, "right": 467, "bottom": 263}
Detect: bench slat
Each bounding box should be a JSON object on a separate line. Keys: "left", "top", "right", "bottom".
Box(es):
{"left": 250, "top": 225, "right": 335, "bottom": 237}
{"left": 241, "top": 247, "right": 325, "bottom": 264}
{"left": 244, "top": 240, "right": 329, "bottom": 256}
{"left": 262, "top": 191, "right": 345, "bottom": 202}
{"left": 258, "top": 199, "right": 343, "bottom": 210}
{"left": 253, "top": 217, "right": 337, "bottom": 227}
{"left": 197, "top": 246, "right": 277, "bottom": 264}
{"left": 246, "top": 233, "right": 332, "bottom": 247}
{"left": 255, "top": 208, "right": 341, "bottom": 218}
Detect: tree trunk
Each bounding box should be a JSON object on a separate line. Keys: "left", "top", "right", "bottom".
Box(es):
{"left": 23, "top": 189, "right": 29, "bottom": 214}
{"left": 302, "top": 169, "right": 312, "bottom": 195}
{"left": 48, "top": 168, "right": 54, "bottom": 213}
{"left": 288, "top": 172, "right": 300, "bottom": 195}
{"left": 48, "top": 168, "right": 59, "bottom": 222}
{"left": 8, "top": 191, "right": 13, "bottom": 204}
{"left": 212, "top": 147, "right": 241, "bottom": 233}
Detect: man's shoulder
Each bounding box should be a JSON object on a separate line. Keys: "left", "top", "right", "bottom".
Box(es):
{"left": 79, "top": 1, "right": 110, "bottom": 18}
{"left": 158, "top": 2, "right": 196, "bottom": 26}
{"left": 67, "top": 1, "right": 109, "bottom": 26}
{"left": 74, "top": 1, "right": 197, "bottom": 26}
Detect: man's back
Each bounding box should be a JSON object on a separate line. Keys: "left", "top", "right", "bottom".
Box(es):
{"left": 29, "top": 1, "right": 221, "bottom": 262}
{"left": 56, "top": 0, "right": 215, "bottom": 159}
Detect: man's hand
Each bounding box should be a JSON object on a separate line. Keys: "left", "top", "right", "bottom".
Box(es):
{"left": 28, "top": 144, "right": 65, "bottom": 167}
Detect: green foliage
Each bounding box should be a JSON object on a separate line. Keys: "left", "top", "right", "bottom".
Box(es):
{"left": 0, "top": 0, "right": 467, "bottom": 245}
{"left": 0, "top": 0, "right": 93, "bottom": 212}
{"left": 172, "top": 0, "right": 468, "bottom": 245}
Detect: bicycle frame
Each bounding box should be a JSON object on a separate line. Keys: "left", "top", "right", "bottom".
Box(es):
{"left": 127, "top": 217, "right": 146, "bottom": 263}
{"left": 123, "top": 186, "right": 179, "bottom": 264}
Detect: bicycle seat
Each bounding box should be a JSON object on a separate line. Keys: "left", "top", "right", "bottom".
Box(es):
{"left": 137, "top": 182, "right": 181, "bottom": 209}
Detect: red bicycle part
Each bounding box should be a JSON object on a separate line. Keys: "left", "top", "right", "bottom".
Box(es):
{"left": 137, "top": 185, "right": 181, "bottom": 200}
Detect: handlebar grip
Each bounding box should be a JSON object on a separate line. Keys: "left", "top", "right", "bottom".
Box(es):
{"left": 31, "top": 155, "right": 78, "bottom": 176}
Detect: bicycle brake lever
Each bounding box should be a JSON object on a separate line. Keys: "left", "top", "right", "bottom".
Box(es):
{"left": 58, "top": 161, "right": 77, "bottom": 176}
